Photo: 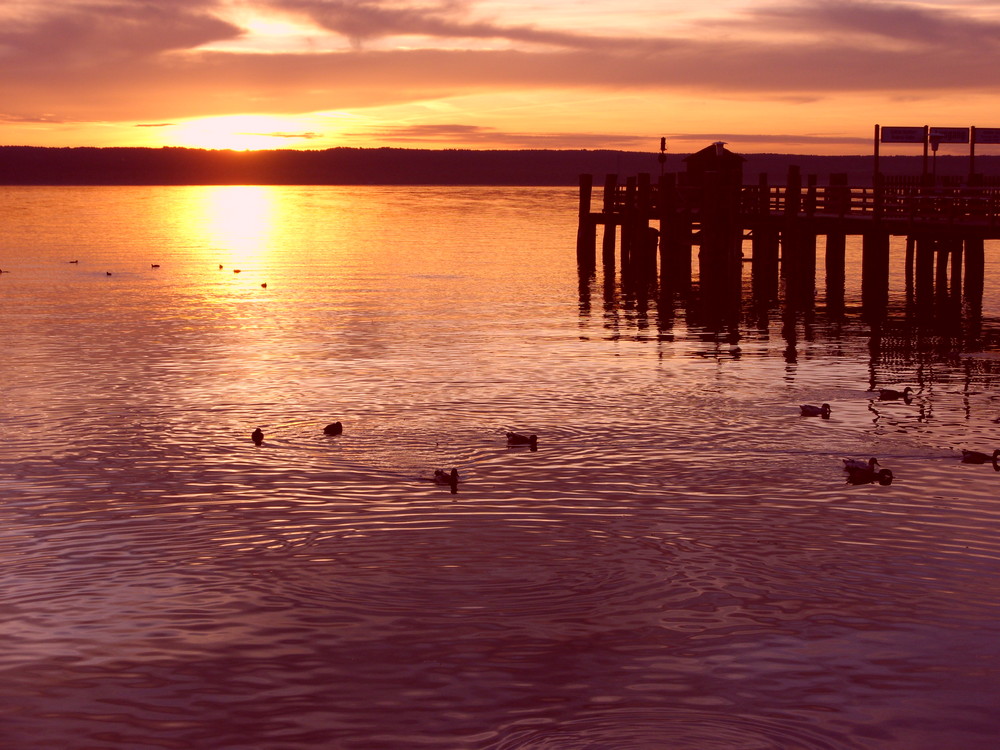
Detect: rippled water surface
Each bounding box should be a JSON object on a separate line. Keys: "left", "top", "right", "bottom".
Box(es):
{"left": 2, "top": 185, "right": 1000, "bottom": 749}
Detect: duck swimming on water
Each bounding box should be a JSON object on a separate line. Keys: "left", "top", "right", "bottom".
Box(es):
{"left": 251, "top": 427, "right": 264, "bottom": 445}
{"left": 506, "top": 432, "right": 538, "bottom": 448}
{"left": 433, "top": 468, "right": 459, "bottom": 494}
{"left": 846, "top": 466, "right": 894, "bottom": 485}
{"left": 961, "top": 448, "right": 1000, "bottom": 469}
{"left": 800, "top": 403, "right": 831, "bottom": 418}
{"left": 843, "top": 457, "right": 879, "bottom": 471}
{"left": 323, "top": 422, "right": 343, "bottom": 436}
{"left": 878, "top": 387, "right": 913, "bottom": 402}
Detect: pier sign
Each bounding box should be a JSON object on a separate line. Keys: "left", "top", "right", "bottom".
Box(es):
{"left": 974, "top": 128, "right": 1000, "bottom": 144}
{"left": 880, "top": 126, "right": 926, "bottom": 143}
{"left": 929, "top": 127, "right": 969, "bottom": 143}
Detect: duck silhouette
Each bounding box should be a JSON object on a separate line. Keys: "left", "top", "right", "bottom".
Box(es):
{"left": 151, "top": 264, "right": 160, "bottom": 268}
{"left": 846, "top": 466, "right": 894, "bottom": 485}
{"left": 251, "top": 427, "right": 264, "bottom": 445}
{"left": 961, "top": 449, "right": 1000, "bottom": 470}
{"left": 800, "top": 403, "right": 831, "bottom": 418}
{"left": 434, "top": 468, "right": 459, "bottom": 494}
{"left": 323, "top": 422, "right": 343, "bottom": 436}
{"left": 506, "top": 432, "right": 538, "bottom": 448}
{"left": 843, "top": 457, "right": 879, "bottom": 471}
{"left": 878, "top": 387, "right": 913, "bottom": 402}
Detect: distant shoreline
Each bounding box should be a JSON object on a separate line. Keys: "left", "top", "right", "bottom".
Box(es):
{"left": 3, "top": 145, "right": 998, "bottom": 187}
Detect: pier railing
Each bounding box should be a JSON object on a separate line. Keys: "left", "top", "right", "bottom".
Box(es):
{"left": 606, "top": 183, "right": 1000, "bottom": 228}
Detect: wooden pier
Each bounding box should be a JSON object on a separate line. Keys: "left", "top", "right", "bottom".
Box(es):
{"left": 576, "top": 144, "right": 998, "bottom": 317}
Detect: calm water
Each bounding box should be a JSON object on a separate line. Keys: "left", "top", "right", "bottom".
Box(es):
{"left": 2, "top": 185, "right": 1000, "bottom": 749}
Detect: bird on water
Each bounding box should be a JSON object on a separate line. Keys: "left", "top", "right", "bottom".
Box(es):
{"left": 434, "top": 468, "right": 460, "bottom": 493}
{"left": 843, "top": 457, "right": 879, "bottom": 471}
{"left": 800, "top": 403, "right": 831, "bottom": 418}
{"left": 251, "top": 427, "right": 264, "bottom": 445}
{"left": 506, "top": 432, "right": 538, "bottom": 448}
{"left": 846, "top": 465, "right": 894, "bottom": 485}
{"left": 961, "top": 449, "right": 1000, "bottom": 469}
{"left": 878, "top": 387, "right": 913, "bottom": 402}
{"left": 323, "top": 422, "right": 343, "bottom": 436}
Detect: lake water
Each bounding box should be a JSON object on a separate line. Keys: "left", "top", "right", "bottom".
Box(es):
{"left": 2, "top": 185, "right": 1000, "bottom": 749}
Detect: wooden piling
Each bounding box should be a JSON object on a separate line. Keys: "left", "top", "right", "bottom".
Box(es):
{"left": 621, "top": 176, "right": 637, "bottom": 272}
{"left": 698, "top": 168, "right": 743, "bottom": 301}
{"left": 752, "top": 225, "right": 780, "bottom": 301}
{"left": 824, "top": 231, "right": 846, "bottom": 314}
{"left": 861, "top": 230, "right": 890, "bottom": 316}
{"left": 915, "top": 237, "right": 936, "bottom": 307}
{"left": 658, "top": 173, "right": 692, "bottom": 291}
{"left": 576, "top": 173, "right": 596, "bottom": 268}
{"left": 601, "top": 174, "right": 618, "bottom": 267}
{"left": 964, "top": 237, "right": 985, "bottom": 314}
{"left": 949, "top": 237, "right": 963, "bottom": 300}
{"left": 904, "top": 236, "right": 916, "bottom": 292}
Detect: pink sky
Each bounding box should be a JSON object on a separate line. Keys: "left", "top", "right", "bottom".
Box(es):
{"left": 3, "top": 0, "right": 1000, "bottom": 154}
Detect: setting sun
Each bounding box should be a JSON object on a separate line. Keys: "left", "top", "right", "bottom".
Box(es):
{"left": 165, "top": 115, "right": 327, "bottom": 151}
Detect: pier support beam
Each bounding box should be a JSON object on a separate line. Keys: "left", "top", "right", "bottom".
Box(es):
{"left": 658, "top": 173, "right": 692, "bottom": 291}
{"left": 601, "top": 174, "right": 618, "bottom": 269}
{"left": 825, "top": 231, "right": 846, "bottom": 314}
{"left": 576, "top": 173, "right": 596, "bottom": 269}
{"left": 698, "top": 169, "right": 743, "bottom": 305}
{"left": 915, "top": 237, "right": 936, "bottom": 309}
{"left": 964, "top": 237, "right": 985, "bottom": 316}
{"left": 751, "top": 225, "right": 780, "bottom": 302}
{"left": 862, "top": 230, "right": 890, "bottom": 318}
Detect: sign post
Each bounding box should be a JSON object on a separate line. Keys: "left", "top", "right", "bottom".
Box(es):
{"left": 971, "top": 127, "right": 1000, "bottom": 179}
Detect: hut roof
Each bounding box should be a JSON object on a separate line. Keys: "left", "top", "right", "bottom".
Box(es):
{"left": 683, "top": 141, "right": 746, "bottom": 164}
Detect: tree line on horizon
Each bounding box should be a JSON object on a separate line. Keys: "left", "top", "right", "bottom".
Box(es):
{"left": 1, "top": 145, "right": 997, "bottom": 186}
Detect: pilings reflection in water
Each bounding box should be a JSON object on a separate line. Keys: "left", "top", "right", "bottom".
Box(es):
{"left": 577, "top": 221, "right": 998, "bottom": 383}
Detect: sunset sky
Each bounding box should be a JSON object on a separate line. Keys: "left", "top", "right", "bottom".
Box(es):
{"left": 3, "top": 0, "right": 1000, "bottom": 154}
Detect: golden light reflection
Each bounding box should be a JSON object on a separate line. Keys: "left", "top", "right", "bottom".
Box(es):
{"left": 197, "top": 185, "right": 279, "bottom": 269}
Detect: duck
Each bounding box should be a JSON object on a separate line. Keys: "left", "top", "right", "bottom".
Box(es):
{"left": 233, "top": 269, "right": 241, "bottom": 273}
{"left": 878, "top": 387, "right": 913, "bottom": 401}
{"left": 323, "top": 421, "right": 343, "bottom": 436}
{"left": 251, "top": 427, "right": 264, "bottom": 445}
{"left": 433, "top": 468, "right": 459, "bottom": 493}
{"left": 843, "top": 457, "right": 879, "bottom": 471}
{"left": 219, "top": 264, "right": 223, "bottom": 269}
{"left": 961, "top": 448, "right": 1000, "bottom": 466}
{"left": 846, "top": 466, "right": 894, "bottom": 485}
{"left": 106, "top": 271, "right": 112, "bottom": 276}
{"left": 506, "top": 431, "right": 538, "bottom": 448}
{"left": 69, "top": 260, "right": 79, "bottom": 264}
{"left": 151, "top": 263, "right": 160, "bottom": 268}
{"left": 800, "top": 403, "right": 831, "bottom": 418}
{"left": 261, "top": 282, "right": 267, "bottom": 289}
